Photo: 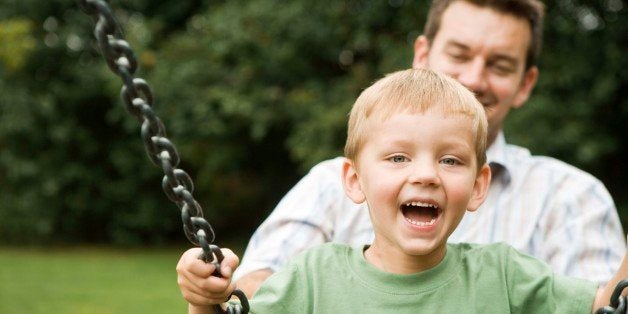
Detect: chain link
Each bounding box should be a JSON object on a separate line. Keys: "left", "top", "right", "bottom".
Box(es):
{"left": 77, "top": 1, "right": 249, "bottom": 312}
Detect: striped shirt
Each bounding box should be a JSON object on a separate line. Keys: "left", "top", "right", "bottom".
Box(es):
{"left": 235, "top": 133, "right": 625, "bottom": 284}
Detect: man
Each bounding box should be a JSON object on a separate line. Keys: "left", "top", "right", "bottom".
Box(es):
{"left": 177, "top": 0, "right": 626, "bottom": 301}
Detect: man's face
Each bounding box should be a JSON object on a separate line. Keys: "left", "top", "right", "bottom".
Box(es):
{"left": 413, "top": 1, "right": 538, "bottom": 146}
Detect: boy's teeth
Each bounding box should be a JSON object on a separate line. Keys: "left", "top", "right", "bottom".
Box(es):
{"left": 405, "top": 217, "right": 437, "bottom": 226}
{"left": 405, "top": 201, "right": 437, "bottom": 208}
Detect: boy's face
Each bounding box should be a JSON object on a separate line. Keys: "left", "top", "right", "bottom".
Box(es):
{"left": 343, "top": 110, "right": 490, "bottom": 273}
{"left": 413, "top": 1, "right": 538, "bottom": 146}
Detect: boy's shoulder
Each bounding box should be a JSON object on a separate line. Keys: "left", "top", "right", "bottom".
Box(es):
{"left": 293, "top": 242, "right": 355, "bottom": 264}
{"left": 262, "top": 243, "right": 354, "bottom": 281}
{"left": 294, "top": 242, "right": 523, "bottom": 278}
{"left": 299, "top": 242, "right": 528, "bottom": 265}
{"left": 451, "top": 241, "right": 516, "bottom": 256}
{"left": 294, "top": 242, "right": 520, "bottom": 269}
{"left": 449, "top": 242, "right": 533, "bottom": 270}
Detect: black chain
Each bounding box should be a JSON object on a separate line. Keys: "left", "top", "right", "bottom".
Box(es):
{"left": 77, "top": 1, "right": 249, "bottom": 312}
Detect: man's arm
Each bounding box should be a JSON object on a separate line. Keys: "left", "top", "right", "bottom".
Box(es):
{"left": 235, "top": 269, "right": 273, "bottom": 299}
{"left": 541, "top": 174, "right": 625, "bottom": 284}
{"left": 593, "top": 253, "right": 628, "bottom": 311}
{"left": 233, "top": 158, "right": 356, "bottom": 293}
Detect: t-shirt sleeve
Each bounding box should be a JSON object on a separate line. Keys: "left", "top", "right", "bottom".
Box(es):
{"left": 504, "top": 245, "right": 598, "bottom": 313}
{"left": 246, "top": 255, "right": 312, "bottom": 313}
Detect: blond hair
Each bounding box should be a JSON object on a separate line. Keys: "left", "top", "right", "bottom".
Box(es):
{"left": 344, "top": 68, "right": 488, "bottom": 169}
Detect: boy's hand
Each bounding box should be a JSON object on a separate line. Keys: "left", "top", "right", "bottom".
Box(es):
{"left": 176, "top": 247, "right": 239, "bottom": 306}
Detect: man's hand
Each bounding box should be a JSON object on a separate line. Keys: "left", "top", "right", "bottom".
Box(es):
{"left": 176, "top": 247, "right": 240, "bottom": 306}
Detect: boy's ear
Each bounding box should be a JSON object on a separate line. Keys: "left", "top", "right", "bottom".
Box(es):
{"left": 467, "top": 164, "right": 491, "bottom": 212}
{"left": 342, "top": 158, "right": 366, "bottom": 204}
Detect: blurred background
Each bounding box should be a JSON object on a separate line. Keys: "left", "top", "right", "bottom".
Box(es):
{"left": 0, "top": 0, "right": 626, "bottom": 312}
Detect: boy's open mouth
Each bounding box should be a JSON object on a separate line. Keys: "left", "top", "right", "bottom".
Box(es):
{"left": 401, "top": 201, "right": 441, "bottom": 227}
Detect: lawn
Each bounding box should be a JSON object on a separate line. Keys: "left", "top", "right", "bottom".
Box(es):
{"left": 0, "top": 246, "right": 194, "bottom": 313}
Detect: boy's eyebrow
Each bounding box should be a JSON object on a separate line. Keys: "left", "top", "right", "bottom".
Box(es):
{"left": 434, "top": 131, "right": 475, "bottom": 152}
{"left": 440, "top": 140, "right": 474, "bottom": 153}
{"left": 384, "top": 136, "right": 473, "bottom": 152}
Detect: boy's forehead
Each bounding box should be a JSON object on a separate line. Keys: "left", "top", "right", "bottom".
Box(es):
{"left": 359, "top": 111, "right": 478, "bottom": 151}
{"left": 362, "top": 110, "right": 477, "bottom": 142}
{"left": 368, "top": 103, "right": 475, "bottom": 122}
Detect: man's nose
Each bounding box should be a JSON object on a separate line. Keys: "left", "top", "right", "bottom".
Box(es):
{"left": 456, "top": 58, "right": 488, "bottom": 93}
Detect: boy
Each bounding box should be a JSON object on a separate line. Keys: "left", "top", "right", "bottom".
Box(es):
{"left": 227, "top": 0, "right": 624, "bottom": 298}
{"left": 178, "top": 69, "right": 627, "bottom": 313}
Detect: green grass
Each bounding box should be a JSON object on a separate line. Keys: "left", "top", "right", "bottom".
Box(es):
{"left": 0, "top": 246, "right": 191, "bottom": 314}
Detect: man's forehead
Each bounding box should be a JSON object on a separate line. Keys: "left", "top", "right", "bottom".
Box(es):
{"left": 436, "top": 1, "right": 531, "bottom": 60}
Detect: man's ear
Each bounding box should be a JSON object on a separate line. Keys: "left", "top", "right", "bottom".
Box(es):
{"left": 412, "top": 35, "right": 430, "bottom": 69}
{"left": 467, "top": 164, "right": 491, "bottom": 212}
{"left": 342, "top": 158, "right": 366, "bottom": 204}
{"left": 512, "top": 66, "right": 538, "bottom": 109}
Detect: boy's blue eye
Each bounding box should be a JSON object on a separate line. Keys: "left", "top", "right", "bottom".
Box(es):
{"left": 390, "top": 155, "right": 407, "bottom": 163}
{"left": 441, "top": 158, "right": 458, "bottom": 166}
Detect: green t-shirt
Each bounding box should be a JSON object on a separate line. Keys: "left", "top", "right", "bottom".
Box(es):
{"left": 245, "top": 242, "right": 597, "bottom": 313}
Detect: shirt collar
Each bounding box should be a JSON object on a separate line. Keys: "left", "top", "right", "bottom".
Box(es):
{"left": 486, "top": 132, "right": 511, "bottom": 183}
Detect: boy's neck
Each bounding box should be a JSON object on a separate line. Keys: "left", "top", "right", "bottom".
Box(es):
{"left": 363, "top": 242, "right": 447, "bottom": 274}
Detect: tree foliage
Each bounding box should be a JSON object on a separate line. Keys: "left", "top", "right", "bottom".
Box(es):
{"left": 0, "top": 0, "right": 626, "bottom": 245}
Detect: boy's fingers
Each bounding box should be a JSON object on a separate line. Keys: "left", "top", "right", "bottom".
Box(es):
{"left": 182, "top": 282, "right": 235, "bottom": 306}
{"left": 206, "top": 282, "right": 237, "bottom": 302}
{"left": 178, "top": 247, "right": 238, "bottom": 278}
{"left": 175, "top": 247, "right": 238, "bottom": 305}
{"left": 202, "top": 275, "right": 235, "bottom": 294}
{"left": 177, "top": 270, "right": 211, "bottom": 297}
{"left": 178, "top": 276, "right": 231, "bottom": 305}
{"left": 177, "top": 248, "right": 217, "bottom": 277}
{"left": 219, "top": 248, "right": 240, "bottom": 278}
{"left": 189, "top": 259, "right": 217, "bottom": 277}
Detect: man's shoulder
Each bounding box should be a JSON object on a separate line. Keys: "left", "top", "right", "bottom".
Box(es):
{"left": 504, "top": 143, "right": 604, "bottom": 185}
{"left": 307, "top": 156, "right": 346, "bottom": 175}
{"left": 287, "top": 156, "right": 346, "bottom": 195}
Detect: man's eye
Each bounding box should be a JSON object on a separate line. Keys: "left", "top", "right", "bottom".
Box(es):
{"left": 449, "top": 53, "right": 469, "bottom": 62}
{"left": 489, "top": 61, "right": 516, "bottom": 75}
{"left": 492, "top": 66, "right": 514, "bottom": 75}
{"left": 389, "top": 155, "right": 407, "bottom": 163}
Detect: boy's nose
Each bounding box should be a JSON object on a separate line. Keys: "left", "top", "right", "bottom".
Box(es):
{"left": 407, "top": 161, "right": 440, "bottom": 186}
